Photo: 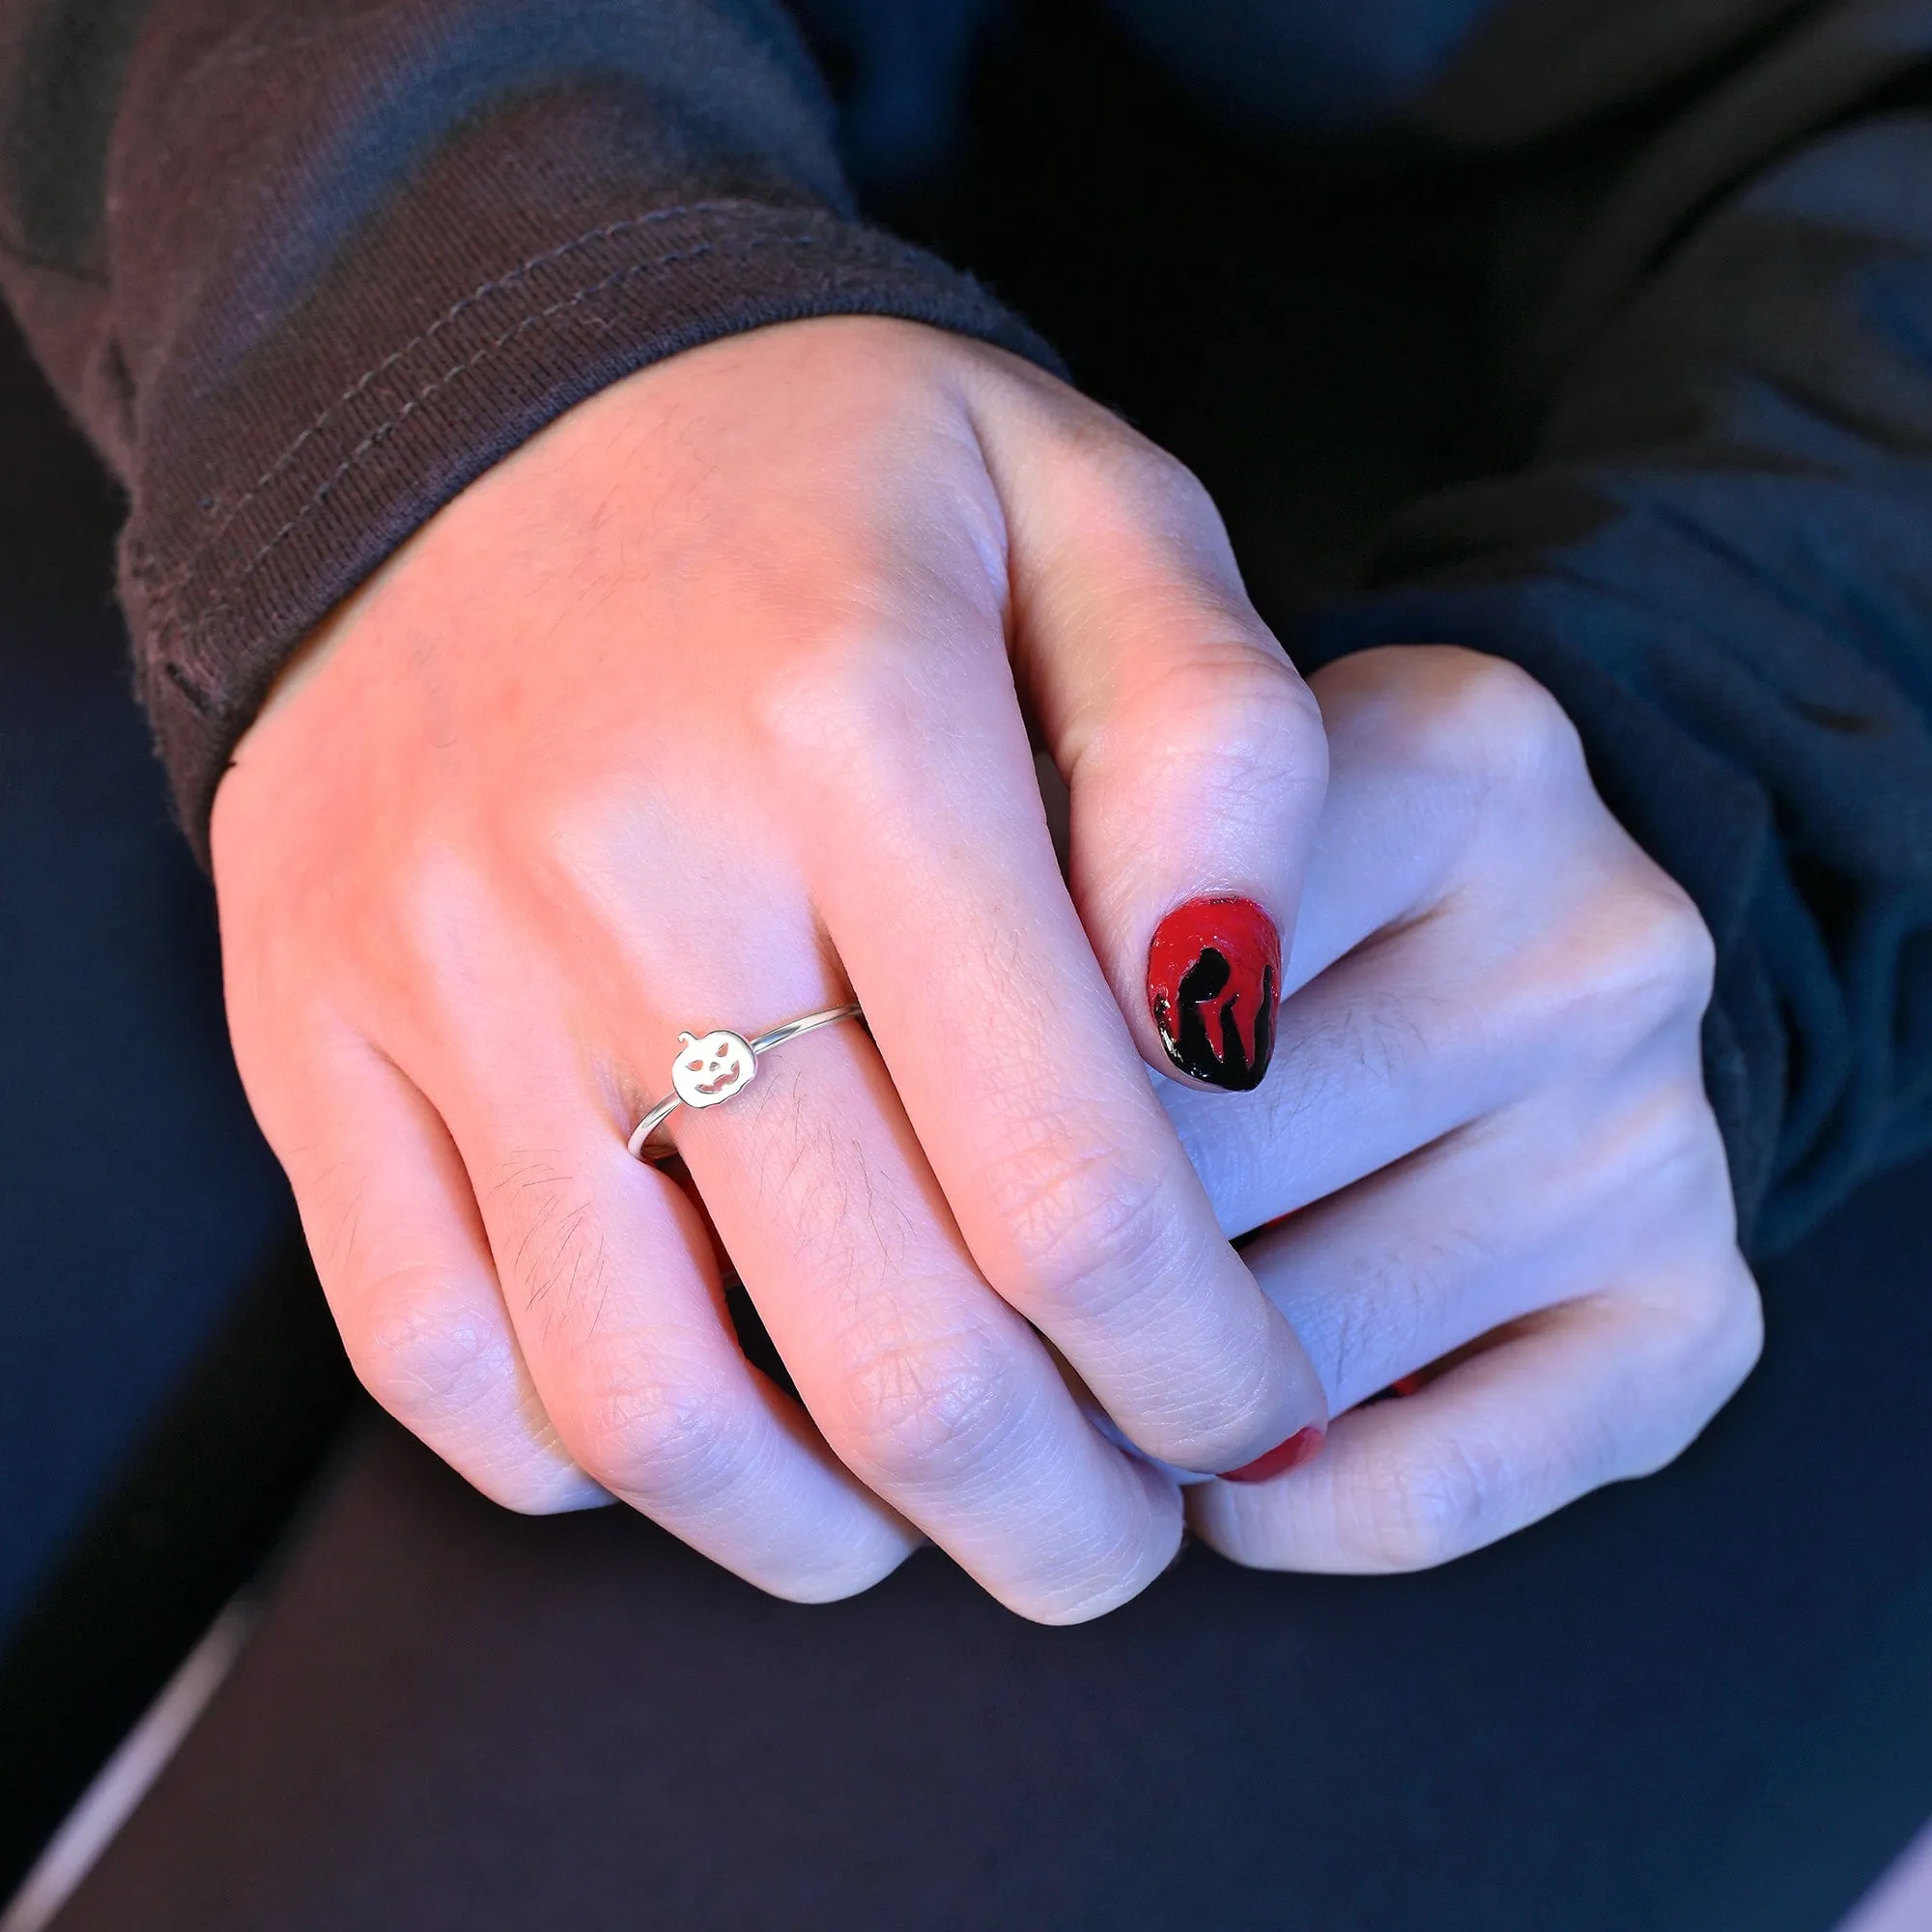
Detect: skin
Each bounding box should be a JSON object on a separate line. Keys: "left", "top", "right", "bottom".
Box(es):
{"left": 212, "top": 317, "right": 1760, "bottom": 1617}
{"left": 213, "top": 317, "right": 1331, "bottom": 1625}
{"left": 1167, "top": 646, "right": 1762, "bottom": 1568}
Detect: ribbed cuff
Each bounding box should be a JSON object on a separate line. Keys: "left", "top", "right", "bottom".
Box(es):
{"left": 121, "top": 200, "right": 1056, "bottom": 862}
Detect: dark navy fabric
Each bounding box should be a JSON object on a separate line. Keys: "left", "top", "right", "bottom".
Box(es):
{"left": 2, "top": 13, "right": 1931, "bottom": 1918}
{"left": 5, "top": 0, "right": 1932, "bottom": 1248}
{"left": 1297, "top": 109, "right": 1932, "bottom": 1248}
{"left": 45, "top": 1147, "right": 1932, "bottom": 1932}
{"left": 0, "top": 0, "right": 1050, "bottom": 858}
{"left": 0, "top": 315, "right": 292, "bottom": 1648}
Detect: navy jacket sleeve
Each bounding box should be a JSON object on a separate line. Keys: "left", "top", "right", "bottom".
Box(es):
{"left": 8, "top": 0, "right": 1932, "bottom": 1255}
{"left": 0, "top": 0, "right": 1046, "bottom": 857}
{"left": 1299, "top": 5, "right": 1932, "bottom": 1250}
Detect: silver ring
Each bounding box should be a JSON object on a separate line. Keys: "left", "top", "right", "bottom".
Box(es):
{"left": 627, "top": 1003, "right": 866, "bottom": 1162}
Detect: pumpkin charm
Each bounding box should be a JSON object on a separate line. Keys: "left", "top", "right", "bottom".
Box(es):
{"left": 671, "top": 1029, "right": 756, "bottom": 1109}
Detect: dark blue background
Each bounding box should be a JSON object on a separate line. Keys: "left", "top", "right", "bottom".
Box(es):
{"left": 0, "top": 315, "right": 292, "bottom": 1649}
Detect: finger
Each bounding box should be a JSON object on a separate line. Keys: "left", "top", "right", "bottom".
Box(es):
{"left": 1162, "top": 648, "right": 1713, "bottom": 1241}
{"left": 1164, "top": 907, "right": 1518, "bottom": 1244}
{"left": 764, "top": 605, "right": 1325, "bottom": 1477}
{"left": 1236, "top": 1053, "right": 1740, "bottom": 1419}
{"left": 1168, "top": 867, "right": 1691, "bottom": 1242}
{"left": 270, "top": 1024, "right": 605, "bottom": 1514}
{"left": 424, "top": 980, "right": 923, "bottom": 1605}
{"left": 972, "top": 364, "right": 1328, "bottom": 1094}
{"left": 1262, "top": 646, "right": 1613, "bottom": 995}
{"left": 668, "top": 1004, "right": 1186, "bottom": 1625}
{"left": 1188, "top": 1251, "right": 1763, "bottom": 1573}
{"left": 1156, "top": 650, "right": 1514, "bottom": 1236}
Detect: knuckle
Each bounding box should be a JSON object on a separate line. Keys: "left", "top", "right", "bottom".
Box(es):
{"left": 1634, "top": 1260, "right": 1765, "bottom": 1460}
{"left": 1636, "top": 1093, "right": 1739, "bottom": 1242}
{"left": 1567, "top": 877, "right": 1717, "bottom": 1043}
{"left": 346, "top": 1263, "right": 517, "bottom": 1430}
{"left": 1707, "top": 1282, "right": 1768, "bottom": 1408}
{"left": 1391, "top": 649, "right": 1584, "bottom": 796}
{"left": 379, "top": 835, "right": 496, "bottom": 994}
{"left": 1108, "top": 648, "right": 1325, "bottom": 811}
{"left": 835, "top": 1321, "right": 1021, "bottom": 1487}
{"left": 1585, "top": 1077, "right": 1727, "bottom": 1210}
{"left": 1030, "top": 416, "right": 1260, "bottom": 609}
{"left": 1354, "top": 1434, "right": 1508, "bottom": 1572}
{"left": 1039, "top": 398, "right": 1194, "bottom": 508}
{"left": 747, "top": 620, "right": 927, "bottom": 793}
{"left": 975, "top": 1130, "right": 1179, "bottom": 1313}
{"left": 512, "top": 778, "right": 625, "bottom": 883}
{"left": 550, "top": 1342, "right": 742, "bottom": 1502}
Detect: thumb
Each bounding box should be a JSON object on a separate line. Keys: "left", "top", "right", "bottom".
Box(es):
{"left": 970, "top": 364, "right": 1328, "bottom": 1092}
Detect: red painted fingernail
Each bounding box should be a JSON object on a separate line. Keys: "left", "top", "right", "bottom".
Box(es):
{"left": 1148, "top": 895, "right": 1281, "bottom": 1092}
{"left": 1220, "top": 1425, "right": 1325, "bottom": 1484}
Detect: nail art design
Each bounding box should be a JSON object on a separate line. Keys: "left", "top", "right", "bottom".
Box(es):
{"left": 1220, "top": 1426, "right": 1325, "bottom": 1485}
{"left": 1147, "top": 896, "right": 1281, "bottom": 1092}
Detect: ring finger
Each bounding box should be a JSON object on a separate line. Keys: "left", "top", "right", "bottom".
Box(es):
{"left": 1237, "top": 1051, "right": 1737, "bottom": 1416}
{"left": 1193, "top": 1053, "right": 1756, "bottom": 1567}
{"left": 661, "top": 975, "right": 1186, "bottom": 1625}
{"left": 1191, "top": 1248, "right": 1762, "bottom": 1573}
{"left": 404, "top": 944, "right": 925, "bottom": 1605}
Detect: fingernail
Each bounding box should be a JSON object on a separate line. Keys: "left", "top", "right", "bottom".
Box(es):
{"left": 1219, "top": 1426, "right": 1324, "bottom": 1485}
{"left": 1147, "top": 895, "right": 1281, "bottom": 1092}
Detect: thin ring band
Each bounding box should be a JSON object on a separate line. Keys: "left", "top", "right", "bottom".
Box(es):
{"left": 627, "top": 1003, "right": 866, "bottom": 1162}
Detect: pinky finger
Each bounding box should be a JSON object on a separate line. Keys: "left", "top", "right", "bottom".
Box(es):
{"left": 1187, "top": 1257, "right": 1763, "bottom": 1573}
{"left": 279, "top": 1027, "right": 608, "bottom": 1514}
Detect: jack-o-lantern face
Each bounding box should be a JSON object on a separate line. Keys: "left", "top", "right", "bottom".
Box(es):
{"left": 671, "top": 1029, "right": 756, "bottom": 1109}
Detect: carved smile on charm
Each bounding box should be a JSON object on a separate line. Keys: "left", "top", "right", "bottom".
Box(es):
{"left": 629, "top": 1005, "right": 865, "bottom": 1163}
{"left": 670, "top": 1029, "right": 758, "bottom": 1110}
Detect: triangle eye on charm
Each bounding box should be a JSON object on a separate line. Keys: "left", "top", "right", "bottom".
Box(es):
{"left": 670, "top": 1029, "right": 757, "bottom": 1109}
{"left": 629, "top": 1005, "right": 863, "bottom": 1164}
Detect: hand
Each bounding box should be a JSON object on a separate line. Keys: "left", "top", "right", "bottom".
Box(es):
{"left": 212, "top": 317, "right": 1330, "bottom": 1623}
{"left": 1162, "top": 645, "right": 1762, "bottom": 1568}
